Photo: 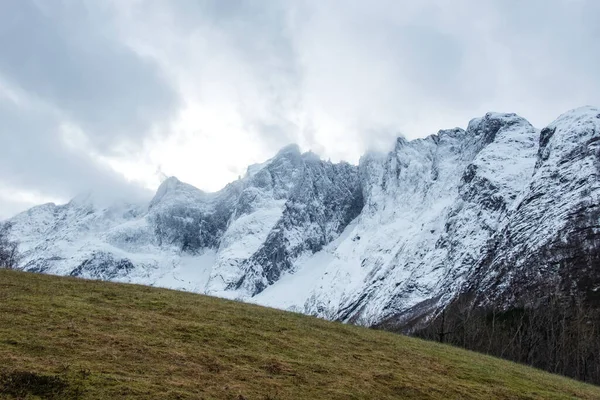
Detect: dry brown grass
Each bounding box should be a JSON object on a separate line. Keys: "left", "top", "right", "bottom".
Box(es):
{"left": 1, "top": 269, "right": 599, "bottom": 399}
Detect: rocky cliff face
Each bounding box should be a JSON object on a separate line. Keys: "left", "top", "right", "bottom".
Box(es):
{"left": 9, "top": 144, "right": 363, "bottom": 301}
{"left": 297, "top": 112, "right": 539, "bottom": 326}
{"left": 469, "top": 106, "right": 600, "bottom": 308}
{"left": 7, "top": 106, "right": 600, "bottom": 327}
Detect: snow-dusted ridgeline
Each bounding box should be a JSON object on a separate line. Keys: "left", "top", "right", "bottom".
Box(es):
{"left": 7, "top": 106, "right": 600, "bottom": 327}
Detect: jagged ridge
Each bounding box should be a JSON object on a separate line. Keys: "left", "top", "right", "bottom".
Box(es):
{"left": 7, "top": 106, "right": 600, "bottom": 327}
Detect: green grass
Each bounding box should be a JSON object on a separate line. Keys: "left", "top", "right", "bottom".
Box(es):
{"left": 1, "top": 270, "right": 599, "bottom": 399}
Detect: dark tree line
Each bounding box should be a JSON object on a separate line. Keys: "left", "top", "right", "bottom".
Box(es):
{"left": 0, "top": 222, "right": 20, "bottom": 269}
{"left": 415, "top": 293, "right": 600, "bottom": 384}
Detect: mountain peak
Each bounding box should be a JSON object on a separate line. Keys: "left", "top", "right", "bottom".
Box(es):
{"left": 466, "top": 112, "right": 530, "bottom": 133}
{"left": 463, "top": 112, "right": 533, "bottom": 151}
{"left": 150, "top": 176, "right": 204, "bottom": 208}
{"left": 245, "top": 144, "right": 304, "bottom": 178}
{"left": 549, "top": 105, "right": 600, "bottom": 128}
{"left": 158, "top": 175, "right": 181, "bottom": 188}
{"left": 276, "top": 143, "right": 301, "bottom": 156}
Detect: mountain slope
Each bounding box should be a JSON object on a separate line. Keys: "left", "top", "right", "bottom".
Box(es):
{"left": 9, "top": 145, "right": 362, "bottom": 301}
{"left": 7, "top": 106, "right": 600, "bottom": 330}
{"left": 471, "top": 106, "right": 600, "bottom": 307}
{"left": 297, "top": 112, "right": 540, "bottom": 325}
{"left": 2, "top": 269, "right": 600, "bottom": 400}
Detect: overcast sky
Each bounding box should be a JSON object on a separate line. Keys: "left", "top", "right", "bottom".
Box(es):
{"left": 1, "top": 0, "right": 599, "bottom": 218}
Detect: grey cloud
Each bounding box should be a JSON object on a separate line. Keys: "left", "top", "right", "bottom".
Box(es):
{"left": 0, "top": 0, "right": 173, "bottom": 215}
{"left": 492, "top": 0, "right": 600, "bottom": 97}
{"left": 0, "top": 96, "right": 152, "bottom": 206}
{"left": 287, "top": 0, "right": 600, "bottom": 137}
{"left": 0, "top": 0, "right": 178, "bottom": 151}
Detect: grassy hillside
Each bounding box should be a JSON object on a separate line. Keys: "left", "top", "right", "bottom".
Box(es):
{"left": 1, "top": 270, "right": 599, "bottom": 400}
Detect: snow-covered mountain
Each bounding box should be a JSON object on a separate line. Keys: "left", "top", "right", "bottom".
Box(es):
{"left": 7, "top": 106, "right": 600, "bottom": 327}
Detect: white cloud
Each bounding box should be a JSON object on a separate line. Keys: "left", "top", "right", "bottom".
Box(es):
{"left": 1, "top": 0, "right": 599, "bottom": 217}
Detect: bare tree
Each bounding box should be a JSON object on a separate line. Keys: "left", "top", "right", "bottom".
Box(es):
{"left": 0, "top": 222, "right": 20, "bottom": 269}
{"left": 414, "top": 291, "right": 600, "bottom": 385}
